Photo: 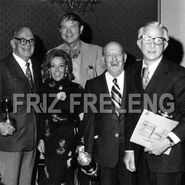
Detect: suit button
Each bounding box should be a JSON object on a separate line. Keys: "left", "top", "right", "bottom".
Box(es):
{"left": 94, "top": 135, "right": 99, "bottom": 139}
{"left": 115, "top": 133, "right": 119, "bottom": 138}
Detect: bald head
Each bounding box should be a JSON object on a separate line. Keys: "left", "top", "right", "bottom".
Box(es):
{"left": 103, "top": 41, "right": 124, "bottom": 56}
{"left": 13, "top": 27, "right": 34, "bottom": 38}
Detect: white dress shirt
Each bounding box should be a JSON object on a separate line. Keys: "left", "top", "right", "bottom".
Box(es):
{"left": 13, "top": 53, "right": 34, "bottom": 80}
{"left": 105, "top": 70, "right": 125, "bottom": 97}
{"left": 142, "top": 57, "right": 161, "bottom": 80}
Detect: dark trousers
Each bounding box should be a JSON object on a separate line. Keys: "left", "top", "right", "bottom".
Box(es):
{"left": 99, "top": 162, "right": 133, "bottom": 185}
{"left": 0, "top": 150, "right": 36, "bottom": 185}
{"left": 138, "top": 152, "right": 183, "bottom": 185}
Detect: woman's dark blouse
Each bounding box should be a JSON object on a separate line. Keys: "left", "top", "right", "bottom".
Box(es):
{"left": 39, "top": 79, "right": 83, "bottom": 139}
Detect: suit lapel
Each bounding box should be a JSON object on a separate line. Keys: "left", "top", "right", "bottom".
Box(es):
{"left": 79, "top": 42, "right": 88, "bottom": 86}
{"left": 9, "top": 55, "right": 37, "bottom": 92}
{"left": 97, "top": 73, "right": 114, "bottom": 113}
{"left": 8, "top": 55, "right": 28, "bottom": 82}
{"left": 31, "top": 59, "right": 41, "bottom": 92}
{"left": 133, "top": 62, "right": 143, "bottom": 92}
{"left": 144, "top": 59, "right": 169, "bottom": 93}
{"left": 119, "top": 69, "right": 128, "bottom": 119}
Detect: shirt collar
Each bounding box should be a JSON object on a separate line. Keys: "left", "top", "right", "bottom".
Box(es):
{"left": 142, "top": 56, "right": 162, "bottom": 68}
{"left": 142, "top": 57, "right": 162, "bottom": 78}
{"left": 106, "top": 70, "right": 124, "bottom": 83}
{"left": 12, "top": 52, "right": 32, "bottom": 71}
{"left": 106, "top": 70, "right": 125, "bottom": 95}
{"left": 63, "top": 40, "right": 81, "bottom": 51}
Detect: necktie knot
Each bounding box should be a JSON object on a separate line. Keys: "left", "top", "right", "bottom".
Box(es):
{"left": 113, "top": 78, "right": 117, "bottom": 84}
{"left": 142, "top": 67, "right": 149, "bottom": 78}
{"left": 113, "top": 78, "right": 120, "bottom": 90}
{"left": 142, "top": 67, "right": 150, "bottom": 89}
{"left": 26, "top": 62, "right": 30, "bottom": 68}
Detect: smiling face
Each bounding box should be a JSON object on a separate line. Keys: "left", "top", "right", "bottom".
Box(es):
{"left": 137, "top": 25, "right": 168, "bottom": 65}
{"left": 103, "top": 42, "right": 126, "bottom": 77}
{"left": 59, "top": 20, "right": 83, "bottom": 47}
{"left": 10, "top": 27, "right": 35, "bottom": 62}
{"left": 50, "top": 56, "right": 67, "bottom": 81}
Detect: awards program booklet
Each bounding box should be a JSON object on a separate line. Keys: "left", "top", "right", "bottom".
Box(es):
{"left": 130, "top": 109, "right": 179, "bottom": 155}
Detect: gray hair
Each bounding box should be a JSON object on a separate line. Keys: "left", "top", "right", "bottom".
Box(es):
{"left": 138, "top": 21, "right": 169, "bottom": 41}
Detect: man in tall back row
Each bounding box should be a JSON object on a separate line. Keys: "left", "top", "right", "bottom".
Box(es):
{"left": 51, "top": 12, "right": 106, "bottom": 88}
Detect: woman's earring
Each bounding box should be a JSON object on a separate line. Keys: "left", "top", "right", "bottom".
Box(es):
{"left": 65, "top": 68, "right": 68, "bottom": 77}
{"left": 49, "top": 72, "right": 52, "bottom": 79}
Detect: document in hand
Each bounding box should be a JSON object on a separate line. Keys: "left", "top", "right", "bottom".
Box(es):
{"left": 130, "top": 109, "right": 179, "bottom": 154}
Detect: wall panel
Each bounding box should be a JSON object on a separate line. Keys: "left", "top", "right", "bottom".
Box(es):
{"left": 0, "top": 0, "right": 158, "bottom": 60}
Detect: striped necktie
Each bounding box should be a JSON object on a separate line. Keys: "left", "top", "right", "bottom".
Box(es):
{"left": 142, "top": 67, "right": 150, "bottom": 89}
{"left": 111, "top": 78, "right": 122, "bottom": 116}
{"left": 25, "top": 62, "right": 34, "bottom": 89}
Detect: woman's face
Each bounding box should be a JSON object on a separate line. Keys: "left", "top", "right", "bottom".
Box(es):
{"left": 50, "top": 56, "right": 67, "bottom": 81}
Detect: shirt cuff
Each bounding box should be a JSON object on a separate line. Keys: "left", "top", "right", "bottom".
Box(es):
{"left": 125, "top": 150, "right": 134, "bottom": 153}
{"left": 168, "top": 132, "right": 180, "bottom": 144}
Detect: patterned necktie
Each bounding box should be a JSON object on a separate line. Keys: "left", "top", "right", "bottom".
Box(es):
{"left": 142, "top": 67, "right": 150, "bottom": 89}
{"left": 25, "top": 62, "right": 34, "bottom": 89}
{"left": 111, "top": 78, "right": 122, "bottom": 116}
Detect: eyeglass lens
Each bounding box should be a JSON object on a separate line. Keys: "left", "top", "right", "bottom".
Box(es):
{"left": 141, "top": 35, "right": 165, "bottom": 45}
{"left": 14, "top": 37, "right": 35, "bottom": 46}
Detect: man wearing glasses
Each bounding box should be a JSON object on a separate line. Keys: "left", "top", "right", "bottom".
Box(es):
{"left": 124, "top": 22, "right": 185, "bottom": 185}
{"left": 0, "top": 26, "right": 42, "bottom": 185}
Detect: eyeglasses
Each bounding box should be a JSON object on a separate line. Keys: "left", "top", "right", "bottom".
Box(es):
{"left": 14, "top": 37, "right": 35, "bottom": 46}
{"left": 139, "top": 35, "right": 166, "bottom": 45}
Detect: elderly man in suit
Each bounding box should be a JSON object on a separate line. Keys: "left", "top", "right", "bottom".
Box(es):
{"left": 50, "top": 12, "right": 106, "bottom": 88}
{"left": 0, "top": 26, "right": 41, "bottom": 185}
{"left": 124, "top": 22, "right": 185, "bottom": 185}
{"left": 81, "top": 41, "right": 131, "bottom": 185}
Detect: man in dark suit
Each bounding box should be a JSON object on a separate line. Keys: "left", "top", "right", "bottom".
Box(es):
{"left": 81, "top": 41, "right": 132, "bottom": 185}
{"left": 0, "top": 26, "right": 41, "bottom": 185}
{"left": 124, "top": 22, "right": 185, "bottom": 185}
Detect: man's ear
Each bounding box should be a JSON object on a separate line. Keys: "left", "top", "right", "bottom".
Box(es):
{"left": 137, "top": 39, "right": 141, "bottom": 50}
{"left": 10, "top": 39, "right": 16, "bottom": 50}
{"left": 124, "top": 53, "right": 127, "bottom": 63}
{"left": 163, "top": 41, "right": 169, "bottom": 51}
{"left": 80, "top": 25, "right": 84, "bottom": 35}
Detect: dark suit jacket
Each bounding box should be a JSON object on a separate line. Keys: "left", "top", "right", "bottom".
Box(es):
{"left": 125, "top": 57, "right": 185, "bottom": 172}
{"left": 83, "top": 71, "right": 127, "bottom": 168}
{"left": 0, "top": 53, "right": 42, "bottom": 152}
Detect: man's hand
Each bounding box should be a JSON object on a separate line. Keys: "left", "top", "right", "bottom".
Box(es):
{"left": 123, "top": 151, "right": 136, "bottom": 172}
{"left": 144, "top": 137, "right": 171, "bottom": 155}
{"left": 37, "top": 139, "right": 45, "bottom": 153}
{"left": 0, "top": 121, "right": 15, "bottom": 136}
